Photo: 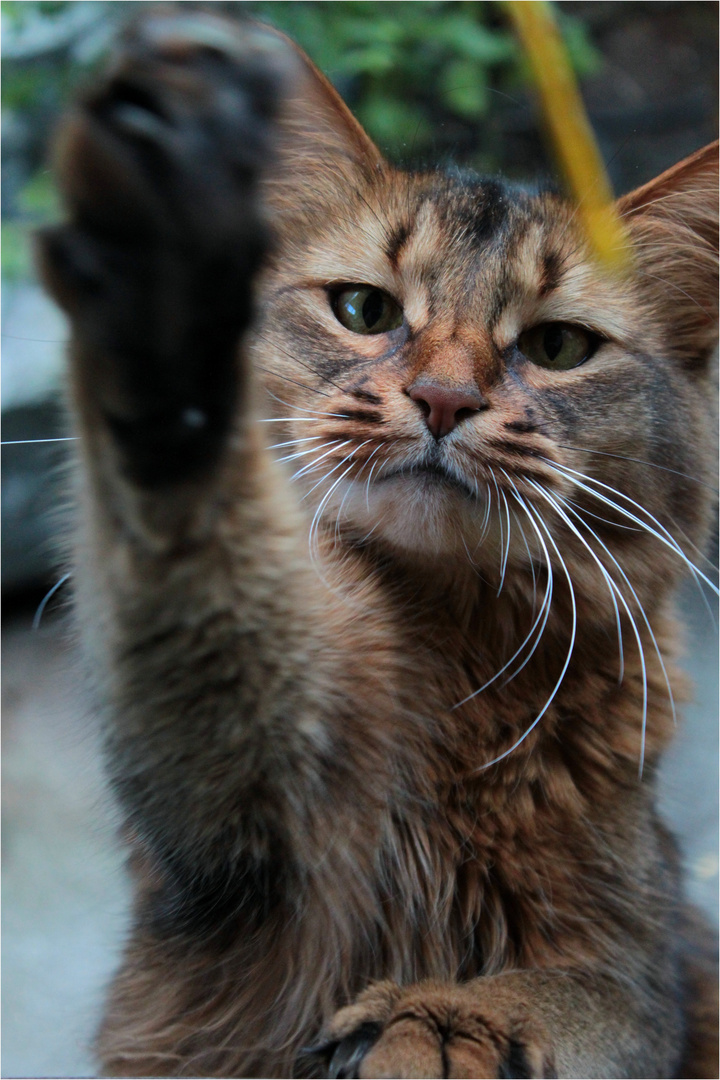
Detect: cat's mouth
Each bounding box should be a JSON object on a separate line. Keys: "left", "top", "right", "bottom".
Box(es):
{"left": 380, "top": 461, "right": 477, "bottom": 499}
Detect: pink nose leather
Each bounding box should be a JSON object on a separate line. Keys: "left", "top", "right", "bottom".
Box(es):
{"left": 408, "top": 381, "right": 486, "bottom": 439}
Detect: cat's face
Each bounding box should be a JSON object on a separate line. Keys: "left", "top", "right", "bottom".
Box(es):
{"left": 253, "top": 45, "right": 717, "bottom": 600}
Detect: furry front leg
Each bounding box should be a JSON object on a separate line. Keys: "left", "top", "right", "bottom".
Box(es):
{"left": 38, "top": 19, "right": 423, "bottom": 1076}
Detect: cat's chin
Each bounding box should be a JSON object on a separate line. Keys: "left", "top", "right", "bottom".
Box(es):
{"left": 327, "top": 475, "right": 503, "bottom": 563}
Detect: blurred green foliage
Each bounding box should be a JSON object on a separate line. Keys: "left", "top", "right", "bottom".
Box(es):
{"left": 1, "top": 0, "right": 601, "bottom": 281}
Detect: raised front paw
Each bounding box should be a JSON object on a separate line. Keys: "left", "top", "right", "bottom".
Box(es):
{"left": 38, "top": 13, "right": 297, "bottom": 485}
{"left": 314, "top": 981, "right": 556, "bottom": 1079}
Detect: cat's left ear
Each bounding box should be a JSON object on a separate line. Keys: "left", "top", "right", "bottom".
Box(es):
{"left": 617, "top": 141, "right": 719, "bottom": 366}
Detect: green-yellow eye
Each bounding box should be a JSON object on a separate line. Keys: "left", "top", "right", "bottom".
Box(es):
{"left": 332, "top": 286, "right": 403, "bottom": 335}
{"left": 517, "top": 323, "right": 600, "bottom": 370}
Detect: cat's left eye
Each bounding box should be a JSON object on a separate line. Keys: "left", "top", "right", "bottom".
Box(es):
{"left": 332, "top": 286, "right": 403, "bottom": 335}
{"left": 517, "top": 323, "right": 600, "bottom": 371}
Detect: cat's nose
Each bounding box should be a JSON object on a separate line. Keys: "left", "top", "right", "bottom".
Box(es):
{"left": 407, "top": 380, "right": 486, "bottom": 440}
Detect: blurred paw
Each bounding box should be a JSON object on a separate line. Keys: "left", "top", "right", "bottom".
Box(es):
{"left": 314, "top": 981, "right": 556, "bottom": 1079}
{"left": 37, "top": 13, "right": 298, "bottom": 485}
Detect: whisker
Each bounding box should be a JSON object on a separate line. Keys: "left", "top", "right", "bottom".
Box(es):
{"left": 292, "top": 442, "right": 351, "bottom": 484}
{"left": 300, "top": 447, "right": 356, "bottom": 498}
{"left": 490, "top": 480, "right": 555, "bottom": 688}
{"left": 552, "top": 490, "right": 675, "bottom": 774}
{"left": 1, "top": 334, "right": 67, "bottom": 343}
{"left": 255, "top": 332, "right": 348, "bottom": 395}
{"left": 278, "top": 440, "right": 341, "bottom": 465}
{"left": 335, "top": 441, "right": 375, "bottom": 540}
{"left": 546, "top": 459, "right": 719, "bottom": 598}
{"left": 308, "top": 455, "right": 359, "bottom": 569}
{"left": 530, "top": 482, "right": 626, "bottom": 685}
{"left": 473, "top": 488, "right": 577, "bottom": 771}
{"left": 360, "top": 444, "right": 383, "bottom": 513}
{"left": 489, "top": 474, "right": 505, "bottom": 594}
{"left": 565, "top": 497, "right": 642, "bottom": 532}
{"left": 556, "top": 444, "right": 718, "bottom": 494}
{"left": 266, "top": 436, "right": 325, "bottom": 451}
{"left": 259, "top": 416, "right": 350, "bottom": 424}
{"left": 461, "top": 533, "right": 482, "bottom": 577}
{"left": 474, "top": 481, "right": 493, "bottom": 550}
{"left": 2, "top": 437, "right": 77, "bottom": 445}
{"left": 257, "top": 366, "right": 331, "bottom": 397}
{"left": 511, "top": 501, "right": 539, "bottom": 618}
{"left": 497, "top": 484, "right": 512, "bottom": 597}
{"left": 455, "top": 477, "right": 554, "bottom": 706}
{"left": 665, "top": 512, "right": 720, "bottom": 580}
{"left": 264, "top": 391, "right": 351, "bottom": 420}
{"left": 33, "top": 573, "right": 71, "bottom": 631}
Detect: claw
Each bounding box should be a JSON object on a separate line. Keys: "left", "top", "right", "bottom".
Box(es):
{"left": 108, "top": 103, "right": 170, "bottom": 141}
{"left": 298, "top": 1022, "right": 382, "bottom": 1080}
{"left": 328, "top": 1023, "right": 383, "bottom": 1080}
{"left": 299, "top": 1039, "right": 338, "bottom": 1058}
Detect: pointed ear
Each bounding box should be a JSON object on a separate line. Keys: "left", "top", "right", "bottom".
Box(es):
{"left": 259, "top": 26, "right": 386, "bottom": 229}
{"left": 617, "top": 141, "right": 719, "bottom": 365}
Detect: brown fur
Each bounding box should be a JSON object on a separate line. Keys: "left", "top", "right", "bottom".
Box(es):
{"left": 37, "top": 14, "right": 718, "bottom": 1079}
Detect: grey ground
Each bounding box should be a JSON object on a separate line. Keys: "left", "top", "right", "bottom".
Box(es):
{"left": 2, "top": 581, "right": 718, "bottom": 1079}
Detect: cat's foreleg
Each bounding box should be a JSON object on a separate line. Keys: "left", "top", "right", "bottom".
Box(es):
{"left": 37, "top": 15, "right": 404, "bottom": 945}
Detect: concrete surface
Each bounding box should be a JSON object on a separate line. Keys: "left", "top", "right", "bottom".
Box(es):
{"left": 2, "top": 581, "right": 718, "bottom": 1079}
{"left": 3, "top": 607, "right": 130, "bottom": 1079}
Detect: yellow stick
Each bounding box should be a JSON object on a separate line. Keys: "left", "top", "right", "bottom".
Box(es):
{"left": 505, "top": 0, "right": 631, "bottom": 271}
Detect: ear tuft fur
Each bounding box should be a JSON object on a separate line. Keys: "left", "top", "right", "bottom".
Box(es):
{"left": 618, "top": 141, "right": 719, "bottom": 366}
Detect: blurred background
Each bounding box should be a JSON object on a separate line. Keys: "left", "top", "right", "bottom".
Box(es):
{"left": 2, "top": 2, "right": 718, "bottom": 1077}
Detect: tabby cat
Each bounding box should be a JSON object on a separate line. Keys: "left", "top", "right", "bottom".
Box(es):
{"left": 37, "top": 13, "right": 718, "bottom": 1079}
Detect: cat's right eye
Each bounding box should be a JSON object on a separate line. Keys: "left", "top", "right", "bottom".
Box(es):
{"left": 517, "top": 322, "right": 600, "bottom": 371}
{"left": 331, "top": 286, "right": 403, "bottom": 335}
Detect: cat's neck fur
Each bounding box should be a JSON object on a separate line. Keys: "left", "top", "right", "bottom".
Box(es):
{"left": 327, "top": 528, "right": 679, "bottom": 778}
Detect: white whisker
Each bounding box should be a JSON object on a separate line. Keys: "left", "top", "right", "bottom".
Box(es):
{"left": 474, "top": 480, "right": 493, "bottom": 549}
{"left": 455, "top": 476, "right": 553, "bottom": 707}
{"left": 264, "top": 391, "right": 340, "bottom": 416}
{"left": 553, "top": 491, "right": 678, "bottom": 773}
{"left": 33, "top": 573, "right": 72, "bottom": 630}
{"left": 2, "top": 437, "right": 78, "bottom": 445}
{"left": 497, "top": 484, "right": 512, "bottom": 596}
{"left": 474, "top": 488, "right": 577, "bottom": 771}
{"left": 308, "top": 457, "right": 358, "bottom": 566}
{"left": 359, "top": 445, "right": 383, "bottom": 513}
{"left": 333, "top": 441, "right": 374, "bottom": 541}
{"left": 259, "top": 416, "right": 350, "bottom": 424}
{"left": 546, "top": 459, "right": 719, "bottom": 598}
{"left": 292, "top": 442, "right": 351, "bottom": 484}
{"left": 530, "top": 482, "right": 626, "bottom": 686}
{"left": 488, "top": 474, "right": 506, "bottom": 594}
{"left": 278, "top": 440, "right": 341, "bottom": 464}
{"left": 511, "top": 501, "right": 538, "bottom": 618}
{"left": 266, "top": 436, "right": 325, "bottom": 451}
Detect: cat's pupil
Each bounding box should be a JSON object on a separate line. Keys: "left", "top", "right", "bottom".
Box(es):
{"left": 544, "top": 324, "right": 564, "bottom": 361}
{"left": 332, "top": 285, "right": 402, "bottom": 335}
{"left": 362, "top": 290, "right": 384, "bottom": 328}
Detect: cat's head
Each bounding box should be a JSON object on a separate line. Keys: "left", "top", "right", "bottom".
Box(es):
{"left": 254, "top": 32, "right": 718, "bottom": 603}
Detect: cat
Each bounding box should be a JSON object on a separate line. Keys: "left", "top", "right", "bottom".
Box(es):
{"left": 37, "top": 12, "right": 718, "bottom": 1079}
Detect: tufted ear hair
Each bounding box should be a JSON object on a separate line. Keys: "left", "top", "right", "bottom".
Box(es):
{"left": 617, "top": 141, "right": 719, "bottom": 366}
{"left": 259, "top": 26, "right": 386, "bottom": 230}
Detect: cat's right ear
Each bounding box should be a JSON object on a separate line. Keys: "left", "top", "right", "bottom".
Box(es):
{"left": 617, "top": 141, "right": 719, "bottom": 366}
{"left": 260, "top": 26, "right": 386, "bottom": 226}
